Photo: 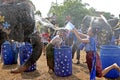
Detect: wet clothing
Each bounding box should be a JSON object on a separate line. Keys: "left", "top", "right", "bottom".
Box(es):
{"left": 86, "top": 51, "right": 102, "bottom": 77}
{"left": 109, "top": 36, "right": 116, "bottom": 45}
{"left": 69, "top": 32, "right": 77, "bottom": 42}
{"left": 75, "top": 43, "right": 85, "bottom": 60}
{"left": 50, "top": 35, "right": 62, "bottom": 47}
{"left": 69, "top": 32, "right": 81, "bottom": 60}
{"left": 72, "top": 40, "right": 80, "bottom": 59}
{"left": 46, "top": 43, "right": 54, "bottom": 71}
{"left": 46, "top": 35, "right": 63, "bottom": 71}
{"left": 85, "top": 37, "right": 97, "bottom": 52}
{"left": 85, "top": 37, "right": 102, "bottom": 77}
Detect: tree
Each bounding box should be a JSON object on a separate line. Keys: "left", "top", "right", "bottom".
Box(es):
{"left": 48, "top": 0, "right": 91, "bottom": 28}
{"left": 103, "top": 12, "right": 115, "bottom": 20}
{"left": 48, "top": 0, "right": 114, "bottom": 27}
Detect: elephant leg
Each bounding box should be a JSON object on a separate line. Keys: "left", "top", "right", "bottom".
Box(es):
{"left": 11, "top": 33, "right": 42, "bottom": 73}
{"left": 23, "top": 43, "right": 42, "bottom": 67}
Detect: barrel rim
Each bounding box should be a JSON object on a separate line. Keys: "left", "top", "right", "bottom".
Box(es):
{"left": 54, "top": 46, "right": 71, "bottom": 49}
{"left": 100, "top": 45, "right": 120, "bottom": 49}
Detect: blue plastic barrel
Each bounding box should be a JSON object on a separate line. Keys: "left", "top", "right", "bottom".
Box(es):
{"left": 54, "top": 46, "right": 72, "bottom": 77}
{"left": 100, "top": 45, "right": 120, "bottom": 79}
{"left": 1, "top": 41, "right": 14, "bottom": 65}
{"left": 19, "top": 42, "right": 36, "bottom": 72}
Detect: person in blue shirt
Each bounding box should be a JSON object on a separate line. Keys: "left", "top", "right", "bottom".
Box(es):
{"left": 70, "top": 32, "right": 82, "bottom": 64}
{"left": 64, "top": 31, "right": 80, "bottom": 63}
{"left": 109, "top": 32, "right": 120, "bottom": 45}
{"left": 71, "top": 27, "right": 120, "bottom": 78}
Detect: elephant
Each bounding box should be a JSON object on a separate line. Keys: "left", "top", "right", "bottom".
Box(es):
{"left": 81, "top": 15, "right": 113, "bottom": 46}
{"left": 0, "top": 0, "right": 42, "bottom": 73}
{"left": 0, "top": 0, "right": 35, "bottom": 42}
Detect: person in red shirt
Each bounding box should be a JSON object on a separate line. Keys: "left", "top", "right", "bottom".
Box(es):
{"left": 41, "top": 30, "right": 50, "bottom": 55}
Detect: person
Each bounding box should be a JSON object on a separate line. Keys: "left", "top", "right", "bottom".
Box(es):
{"left": 46, "top": 30, "right": 63, "bottom": 73}
{"left": 51, "top": 13, "right": 57, "bottom": 25}
{"left": 69, "top": 32, "right": 80, "bottom": 63}
{"left": 75, "top": 42, "right": 86, "bottom": 64}
{"left": 109, "top": 31, "right": 120, "bottom": 45}
{"left": 64, "top": 15, "right": 72, "bottom": 26}
{"left": 11, "top": 32, "right": 43, "bottom": 73}
{"left": 41, "top": 29, "right": 50, "bottom": 55}
{"left": 71, "top": 27, "right": 120, "bottom": 78}
{"left": 71, "top": 30, "right": 84, "bottom": 64}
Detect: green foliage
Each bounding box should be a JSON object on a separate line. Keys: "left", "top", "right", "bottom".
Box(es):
{"left": 48, "top": 0, "right": 91, "bottom": 28}
{"left": 103, "top": 12, "right": 114, "bottom": 20}
{"left": 56, "top": 15, "right": 65, "bottom": 27}
{"left": 48, "top": 0, "right": 114, "bottom": 28}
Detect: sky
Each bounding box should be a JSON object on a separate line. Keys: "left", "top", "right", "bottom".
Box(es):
{"left": 31, "top": 0, "right": 120, "bottom": 18}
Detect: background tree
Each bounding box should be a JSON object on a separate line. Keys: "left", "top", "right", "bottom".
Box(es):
{"left": 48, "top": 0, "right": 114, "bottom": 28}
{"left": 48, "top": 0, "right": 92, "bottom": 28}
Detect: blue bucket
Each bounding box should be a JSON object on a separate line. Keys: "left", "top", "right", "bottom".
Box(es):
{"left": 19, "top": 42, "right": 36, "bottom": 72}
{"left": 1, "top": 41, "right": 15, "bottom": 65}
{"left": 100, "top": 45, "right": 120, "bottom": 79}
{"left": 54, "top": 46, "right": 72, "bottom": 77}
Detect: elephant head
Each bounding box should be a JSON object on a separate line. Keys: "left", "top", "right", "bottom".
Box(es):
{"left": 81, "top": 15, "right": 112, "bottom": 46}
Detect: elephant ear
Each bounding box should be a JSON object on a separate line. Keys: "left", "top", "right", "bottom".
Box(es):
{"left": 91, "top": 17, "right": 112, "bottom": 46}
{"left": 81, "top": 15, "right": 92, "bottom": 34}
{"left": 107, "top": 18, "right": 119, "bottom": 29}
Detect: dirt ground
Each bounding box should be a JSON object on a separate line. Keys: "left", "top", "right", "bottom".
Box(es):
{"left": 0, "top": 50, "right": 119, "bottom": 80}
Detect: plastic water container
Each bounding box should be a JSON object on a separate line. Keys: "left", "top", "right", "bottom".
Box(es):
{"left": 100, "top": 45, "right": 120, "bottom": 79}
{"left": 19, "top": 42, "right": 36, "bottom": 72}
{"left": 1, "top": 41, "right": 14, "bottom": 65}
{"left": 54, "top": 46, "right": 72, "bottom": 77}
